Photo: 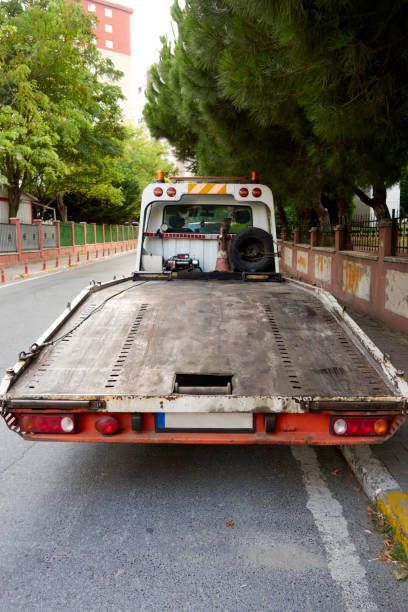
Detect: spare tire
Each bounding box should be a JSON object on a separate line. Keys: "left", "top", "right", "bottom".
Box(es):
{"left": 228, "top": 227, "right": 275, "bottom": 272}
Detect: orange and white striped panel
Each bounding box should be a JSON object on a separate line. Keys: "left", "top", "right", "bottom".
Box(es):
{"left": 187, "top": 183, "right": 227, "bottom": 195}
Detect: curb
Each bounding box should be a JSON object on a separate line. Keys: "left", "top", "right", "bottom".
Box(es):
{"left": 341, "top": 445, "right": 408, "bottom": 555}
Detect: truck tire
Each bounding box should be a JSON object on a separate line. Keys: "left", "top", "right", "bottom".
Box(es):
{"left": 228, "top": 227, "right": 275, "bottom": 272}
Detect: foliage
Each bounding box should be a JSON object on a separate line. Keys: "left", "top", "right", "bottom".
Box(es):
{"left": 144, "top": 0, "right": 408, "bottom": 222}
{"left": 63, "top": 127, "right": 176, "bottom": 223}
{"left": 0, "top": 0, "right": 125, "bottom": 220}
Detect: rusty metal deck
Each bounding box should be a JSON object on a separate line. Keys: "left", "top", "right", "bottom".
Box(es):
{"left": 7, "top": 279, "right": 395, "bottom": 399}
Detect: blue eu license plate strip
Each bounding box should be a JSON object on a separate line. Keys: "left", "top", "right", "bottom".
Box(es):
{"left": 155, "top": 413, "right": 254, "bottom": 432}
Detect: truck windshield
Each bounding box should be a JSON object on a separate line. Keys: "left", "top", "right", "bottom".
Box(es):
{"left": 163, "top": 204, "right": 253, "bottom": 234}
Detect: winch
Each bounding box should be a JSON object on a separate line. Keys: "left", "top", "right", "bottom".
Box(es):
{"left": 164, "top": 254, "right": 201, "bottom": 272}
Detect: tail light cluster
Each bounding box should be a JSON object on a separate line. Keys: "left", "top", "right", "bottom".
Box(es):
{"left": 331, "top": 416, "right": 391, "bottom": 437}
{"left": 20, "top": 414, "right": 75, "bottom": 434}
{"left": 239, "top": 187, "right": 262, "bottom": 198}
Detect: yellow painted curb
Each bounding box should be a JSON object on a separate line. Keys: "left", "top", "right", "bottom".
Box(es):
{"left": 377, "top": 491, "right": 408, "bottom": 556}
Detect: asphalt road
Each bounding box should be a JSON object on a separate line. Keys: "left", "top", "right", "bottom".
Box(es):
{"left": 0, "top": 255, "right": 406, "bottom": 611}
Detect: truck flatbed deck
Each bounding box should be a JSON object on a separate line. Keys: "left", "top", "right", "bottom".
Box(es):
{"left": 5, "top": 278, "right": 400, "bottom": 401}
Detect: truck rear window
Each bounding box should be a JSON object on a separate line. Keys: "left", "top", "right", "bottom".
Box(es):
{"left": 163, "top": 205, "right": 253, "bottom": 234}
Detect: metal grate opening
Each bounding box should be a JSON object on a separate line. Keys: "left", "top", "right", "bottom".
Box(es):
{"left": 262, "top": 304, "right": 302, "bottom": 391}
{"left": 105, "top": 304, "right": 149, "bottom": 388}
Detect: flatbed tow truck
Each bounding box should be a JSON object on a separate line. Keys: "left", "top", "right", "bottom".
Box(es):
{"left": 1, "top": 174, "right": 407, "bottom": 444}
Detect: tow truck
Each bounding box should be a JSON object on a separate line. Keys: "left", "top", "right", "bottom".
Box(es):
{"left": 1, "top": 173, "right": 407, "bottom": 444}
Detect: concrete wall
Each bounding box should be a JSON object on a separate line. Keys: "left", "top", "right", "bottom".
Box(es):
{"left": 279, "top": 225, "right": 408, "bottom": 332}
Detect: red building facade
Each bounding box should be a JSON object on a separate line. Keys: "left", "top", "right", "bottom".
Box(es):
{"left": 81, "top": 0, "right": 133, "bottom": 56}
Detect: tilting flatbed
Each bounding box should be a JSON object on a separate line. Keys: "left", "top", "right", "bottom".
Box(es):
{"left": 1, "top": 276, "right": 406, "bottom": 444}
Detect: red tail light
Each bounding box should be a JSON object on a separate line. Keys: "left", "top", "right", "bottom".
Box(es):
{"left": 167, "top": 187, "right": 176, "bottom": 197}
{"left": 95, "top": 415, "right": 119, "bottom": 436}
{"left": 239, "top": 187, "right": 249, "bottom": 197}
{"left": 331, "top": 416, "right": 391, "bottom": 437}
{"left": 252, "top": 187, "right": 262, "bottom": 198}
{"left": 153, "top": 187, "right": 163, "bottom": 197}
{"left": 20, "top": 414, "right": 76, "bottom": 434}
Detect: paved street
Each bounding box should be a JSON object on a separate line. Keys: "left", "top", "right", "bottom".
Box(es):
{"left": 0, "top": 254, "right": 406, "bottom": 611}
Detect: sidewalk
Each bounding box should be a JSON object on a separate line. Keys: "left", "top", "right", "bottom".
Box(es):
{"left": 0, "top": 247, "right": 135, "bottom": 285}
{"left": 348, "top": 308, "right": 408, "bottom": 490}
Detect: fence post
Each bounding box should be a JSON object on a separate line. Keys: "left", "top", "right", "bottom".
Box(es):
{"left": 334, "top": 225, "right": 344, "bottom": 251}
{"left": 53, "top": 220, "right": 61, "bottom": 256}
{"left": 9, "top": 217, "right": 22, "bottom": 261}
{"left": 92, "top": 223, "right": 97, "bottom": 255}
{"left": 293, "top": 228, "right": 300, "bottom": 244}
{"left": 379, "top": 220, "right": 393, "bottom": 259}
{"left": 310, "top": 226, "right": 318, "bottom": 248}
{"left": 102, "top": 224, "right": 106, "bottom": 254}
{"left": 33, "top": 219, "right": 44, "bottom": 258}
{"left": 82, "top": 222, "right": 87, "bottom": 246}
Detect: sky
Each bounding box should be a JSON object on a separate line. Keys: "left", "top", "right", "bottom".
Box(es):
{"left": 132, "top": 0, "right": 175, "bottom": 80}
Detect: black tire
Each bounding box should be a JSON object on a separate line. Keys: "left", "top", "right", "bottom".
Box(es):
{"left": 228, "top": 227, "right": 275, "bottom": 272}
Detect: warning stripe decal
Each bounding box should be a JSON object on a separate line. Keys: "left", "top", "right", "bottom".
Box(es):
{"left": 188, "top": 183, "right": 227, "bottom": 195}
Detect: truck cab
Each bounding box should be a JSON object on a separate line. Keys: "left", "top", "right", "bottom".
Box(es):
{"left": 135, "top": 176, "right": 279, "bottom": 275}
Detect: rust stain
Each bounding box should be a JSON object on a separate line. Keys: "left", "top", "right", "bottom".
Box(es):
{"left": 343, "top": 261, "right": 362, "bottom": 294}
{"left": 297, "top": 255, "right": 307, "bottom": 269}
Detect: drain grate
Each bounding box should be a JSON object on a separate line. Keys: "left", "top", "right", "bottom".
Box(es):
{"left": 105, "top": 304, "right": 149, "bottom": 388}
{"left": 262, "top": 304, "right": 302, "bottom": 391}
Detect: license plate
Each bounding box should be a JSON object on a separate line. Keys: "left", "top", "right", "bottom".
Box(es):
{"left": 156, "top": 413, "right": 254, "bottom": 432}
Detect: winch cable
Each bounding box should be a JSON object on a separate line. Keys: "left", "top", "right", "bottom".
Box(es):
{"left": 20, "top": 280, "right": 149, "bottom": 358}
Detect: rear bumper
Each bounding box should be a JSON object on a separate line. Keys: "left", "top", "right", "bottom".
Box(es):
{"left": 7, "top": 412, "right": 407, "bottom": 445}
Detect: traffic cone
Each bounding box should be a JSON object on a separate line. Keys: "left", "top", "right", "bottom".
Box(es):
{"left": 215, "top": 225, "right": 230, "bottom": 272}
{"left": 1, "top": 268, "right": 5, "bottom": 284}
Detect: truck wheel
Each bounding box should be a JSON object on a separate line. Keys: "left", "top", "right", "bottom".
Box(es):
{"left": 228, "top": 227, "right": 275, "bottom": 272}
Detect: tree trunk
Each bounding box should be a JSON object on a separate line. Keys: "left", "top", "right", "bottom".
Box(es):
{"left": 56, "top": 192, "right": 68, "bottom": 222}
{"left": 276, "top": 201, "right": 288, "bottom": 237}
{"left": 7, "top": 184, "right": 22, "bottom": 219}
{"left": 354, "top": 184, "right": 390, "bottom": 220}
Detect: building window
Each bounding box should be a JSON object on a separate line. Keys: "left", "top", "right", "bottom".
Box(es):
{"left": 137, "top": 86, "right": 143, "bottom": 94}
{"left": 105, "top": 24, "right": 113, "bottom": 33}
{"left": 105, "top": 8, "right": 112, "bottom": 17}
{"left": 88, "top": 2, "right": 96, "bottom": 12}
{"left": 105, "top": 40, "right": 113, "bottom": 49}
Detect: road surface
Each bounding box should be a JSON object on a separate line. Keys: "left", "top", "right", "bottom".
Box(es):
{"left": 0, "top": 254, "right": 406, "bottom": 611}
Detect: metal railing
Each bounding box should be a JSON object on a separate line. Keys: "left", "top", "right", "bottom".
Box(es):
{"left": 391, "top": 213, "right": 408, "bottom": 257}
{"left": 43, "top": 224, "right": 57, "bottom": 248}
{"left": 317, "top": 225, "right": 335, "bottom": 248}
{"left": 0, "top": 223, "right": 17, "bottom": 252}
{"left": 21, "top": 224, "right": 39, "bottom": 251}
{"left": 344, "top": 215, "right": 379, "bottom": 252}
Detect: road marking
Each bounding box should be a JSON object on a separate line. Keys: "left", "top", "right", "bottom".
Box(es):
{"left": 292, "top": 446, "right": 377, "bottom": 612}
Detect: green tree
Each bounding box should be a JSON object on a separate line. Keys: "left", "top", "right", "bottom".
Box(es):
{"left": 0, "top": 0, "right": 125, "bottom": 220}
{"left": 57, "top": 127, "right": 176, "bottom": 223}
{"left": 144, "top": 0, "right": 408, "bottom": 222}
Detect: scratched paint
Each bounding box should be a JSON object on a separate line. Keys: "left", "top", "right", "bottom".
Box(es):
{"left": 385, "top": 269, "right": 408, "bottom": 318}
{"left": 296, "top": 251, "right": 309, "bottom": 273}
{"left": 314, "top": 254, "right": 332, "bottom": 283}
{"left": 283, "top": 246, "right": 293, "bottom": 268}
{"left": 342, "top": 261, "right": 371, "bottom": 301}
